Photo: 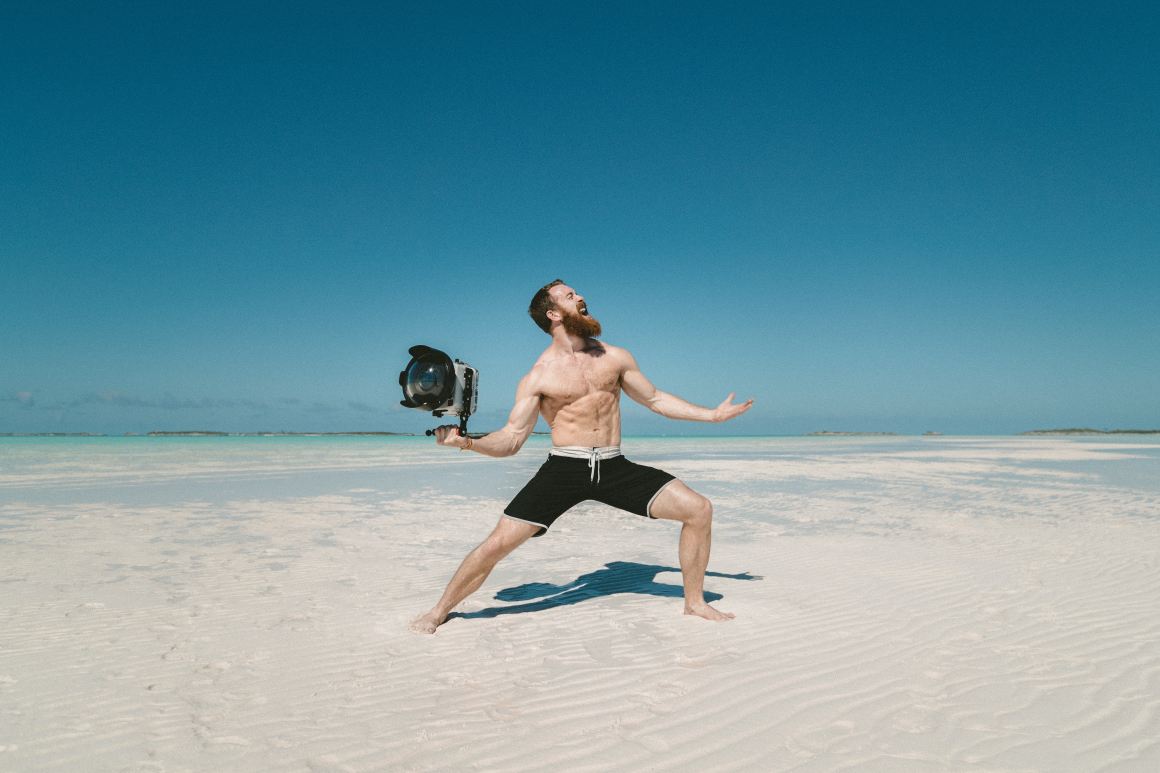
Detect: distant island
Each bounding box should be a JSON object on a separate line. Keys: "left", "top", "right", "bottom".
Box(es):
{"left": 1020, "top": 428, "right": 1160, "bottom": 436}
{"left": 0, "top": 432, "right": 108, "bottom": 437}
{"left": 807, "top": 431, "right": 898, "bottom": 437}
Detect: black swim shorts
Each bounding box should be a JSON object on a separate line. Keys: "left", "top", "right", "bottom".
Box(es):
{"left": 504, "top": 452, "right": 677, "bottom": 537}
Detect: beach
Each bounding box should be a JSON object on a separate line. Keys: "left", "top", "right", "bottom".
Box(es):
{"left": 2, "top": 435, "right": 1159, "bottom": 772}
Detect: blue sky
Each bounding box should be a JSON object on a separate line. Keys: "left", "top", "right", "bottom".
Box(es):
{"left": 4, "top": 2, "right": 1158, "bottom": 436}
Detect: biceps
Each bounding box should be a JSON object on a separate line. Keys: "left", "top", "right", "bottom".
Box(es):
{"left": 505, "top": 394, "right": 540, "bottom": 435}
{"left": 622, "top": 369, "right": 659, "bottom": 405}
{"left": 503, "top": 379, "right": 541, "bottom": 437}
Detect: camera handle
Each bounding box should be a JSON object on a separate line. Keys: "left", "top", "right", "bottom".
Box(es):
{"left": 424, "top": 415, "right": 474, "bottom": 438}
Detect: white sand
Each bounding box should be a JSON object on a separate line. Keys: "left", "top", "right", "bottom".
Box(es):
{"left": 2, "top": 436, "right": 1159, "bottom": 771}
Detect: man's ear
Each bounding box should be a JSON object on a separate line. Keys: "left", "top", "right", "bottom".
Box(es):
{"left": 546, "top": 308, "right": 561, "bottom": 321}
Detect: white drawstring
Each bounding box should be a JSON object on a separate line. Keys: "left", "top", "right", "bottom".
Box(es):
{"left": 549, "top": 446, "right": 622, "bottom": 484}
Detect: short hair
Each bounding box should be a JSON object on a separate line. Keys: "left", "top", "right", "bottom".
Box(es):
{"left": 529, "top": 279, "right": 565, "bottom": 334}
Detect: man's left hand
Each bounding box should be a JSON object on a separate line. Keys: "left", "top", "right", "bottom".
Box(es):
{"left": 713, "top": 393, "right": 754, "bottom": 422}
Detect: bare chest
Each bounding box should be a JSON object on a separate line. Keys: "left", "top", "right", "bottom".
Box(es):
{"left": 540, "top": 357, "right": 622, "bottom": 403}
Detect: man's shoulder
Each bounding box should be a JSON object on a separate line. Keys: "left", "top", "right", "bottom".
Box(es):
{"left": 528, "top": 345, "right": 561, "bottom": 371}
{"left": 522, "top": 348, "right": 562, "bottom": 389}
{"left": 596, "top": 341, "right": 634, "bottom": 364}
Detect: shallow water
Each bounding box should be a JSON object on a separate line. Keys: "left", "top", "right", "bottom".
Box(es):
{"left": 4, "top": 434, "right": 1158, "bottom": 517}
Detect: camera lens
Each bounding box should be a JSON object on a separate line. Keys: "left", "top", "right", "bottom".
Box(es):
{"left": 400, "top": 346, "right": 455, "bottom": 409}
{"left": 410, "top": 364, "right": 444, "bottom": 396}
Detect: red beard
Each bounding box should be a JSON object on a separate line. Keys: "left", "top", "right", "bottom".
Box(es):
{"left": 562, "top": 309, "right": 602, "bottom": 338}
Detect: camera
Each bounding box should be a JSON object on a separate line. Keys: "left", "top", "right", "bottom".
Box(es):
{"left": 399, "top": 345, "right": 478, "bottom": 436}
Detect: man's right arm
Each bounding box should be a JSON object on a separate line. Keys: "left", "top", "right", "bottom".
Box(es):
{"left": 434, "top": 372, "right": 540, "bottom": 457}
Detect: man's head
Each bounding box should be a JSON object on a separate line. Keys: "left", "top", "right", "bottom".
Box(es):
{"left": 528, "top": 279, "right": 602, "bottom": 338}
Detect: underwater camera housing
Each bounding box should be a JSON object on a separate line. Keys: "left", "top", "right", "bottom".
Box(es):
{"left": 399, "top": 345, "right": 478, "bottom": 436}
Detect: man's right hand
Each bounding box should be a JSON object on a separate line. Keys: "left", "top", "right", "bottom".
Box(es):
{"left": 433, "top": 425, "right": 468, "bottom": 449}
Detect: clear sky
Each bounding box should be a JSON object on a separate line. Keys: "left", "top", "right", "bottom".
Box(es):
{"left": 4, "top": 2, "right": 1158, "bottom": 436}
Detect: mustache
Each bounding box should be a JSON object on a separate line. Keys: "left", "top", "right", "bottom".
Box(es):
{"left": 563, "top": 310, "right": 601, "bottom": 337}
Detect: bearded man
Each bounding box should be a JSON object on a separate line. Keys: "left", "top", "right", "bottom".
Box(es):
{"left": 410, "top": 279, "right": 753, "bottom": 633}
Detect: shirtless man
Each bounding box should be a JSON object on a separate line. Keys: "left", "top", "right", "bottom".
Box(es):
{"left": 410, "top": 279, "right": 753, "bottom": 634}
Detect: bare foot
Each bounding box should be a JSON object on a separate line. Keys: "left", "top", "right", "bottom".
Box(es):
{"left": 684, "top": 603, "right": 735, "bottom": 621}
{"left": 409, "top": 610, "right": 447, "bottom": 634}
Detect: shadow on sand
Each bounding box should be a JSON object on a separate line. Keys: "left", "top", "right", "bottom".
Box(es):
{"left": 449, "top": 560, "right": 761, "bottom": 621}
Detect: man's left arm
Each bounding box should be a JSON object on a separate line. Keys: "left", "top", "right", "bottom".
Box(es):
{"left": 619, "top": 349, "right": 753, "bottom": 423}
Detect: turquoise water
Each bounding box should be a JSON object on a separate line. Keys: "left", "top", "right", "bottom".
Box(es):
{"left": 4, "top": 435, "right": 1160, "bottom": 509}
{"left": 3, "top": 434, "right": 1158, "bottom": 548}
{"left": 0, "top": 434, "right": 496, "bottom": 507}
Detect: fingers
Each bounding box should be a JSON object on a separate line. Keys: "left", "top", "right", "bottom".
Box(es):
{"left": 720, "top": 395, "right": 754, "bottom": 420}
{"left": 721, "top": 393, "right": 753, "bottom": 407}
{"left": 711, "top": 394, "right": 753, "bottom": 422}
{"left": 433, "top": 425, "right": 462, "bottom": 446}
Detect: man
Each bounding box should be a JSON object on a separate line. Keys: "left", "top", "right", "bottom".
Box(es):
{"left": 410, "top": 280, "right": 753, "bottom": 634}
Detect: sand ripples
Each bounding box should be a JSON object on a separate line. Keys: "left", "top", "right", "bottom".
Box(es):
{"left": 2, "top": 437, "right": 1159, "bottom": 770}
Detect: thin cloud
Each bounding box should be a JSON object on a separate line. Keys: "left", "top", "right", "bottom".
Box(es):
{"left": 347, "top": 401, "right": 378, "bottom": 414}
{"left": 16, "top": 391, "right": 380, "bottom": 419}
{"left": 305, "top": 401, "right": 338, "bottom": 414}
{"left": 2, "top": 391, "right": 36, "bottom": 407}
{"left": 52, "top": 392, "right": 272, "bottom": 411}
{"left": 27, "top": 392, "right": 273, "bottom": 408}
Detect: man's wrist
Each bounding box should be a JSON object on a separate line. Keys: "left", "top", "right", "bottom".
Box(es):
{"left": 459, "top": 436, "right": 474, "bottom": 452}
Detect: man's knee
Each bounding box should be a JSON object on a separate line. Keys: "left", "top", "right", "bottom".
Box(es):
{"left": 475, "top": 535, "right": 511, "bottom": 564}
{"left": 652, "top": 481, "right": 713, "bottom": 526}
{"left": 690, "top": 495, "right": 713, "bottom": 529}
{"left": 676, "top": 491, "right": 713, "bottom": 529}
{"left": 478, "top": 519, "right": 535, "bottom": 559}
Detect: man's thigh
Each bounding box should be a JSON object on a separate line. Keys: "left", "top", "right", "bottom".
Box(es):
{"left": 648, "top": 480, "right": 709, "bottom": 523}
{"left": 490, "top": 515, "right": 543, "bottom": 547}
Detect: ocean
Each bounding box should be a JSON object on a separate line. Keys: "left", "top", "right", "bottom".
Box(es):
{"left": 4, "top": 434, "right": 1159, "bottom": 515}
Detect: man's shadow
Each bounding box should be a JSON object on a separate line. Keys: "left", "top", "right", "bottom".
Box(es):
{"left": 449, "top": 560, "right": 761, "bottom": 621}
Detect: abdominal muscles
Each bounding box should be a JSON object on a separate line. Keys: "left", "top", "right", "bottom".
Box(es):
{"left": 546, "top": 392, "right": 622, "bottom": 447}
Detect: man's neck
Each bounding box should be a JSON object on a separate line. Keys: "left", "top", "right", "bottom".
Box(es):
{"left": 550, "top": 328, "right": 594, "bottom": 354}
